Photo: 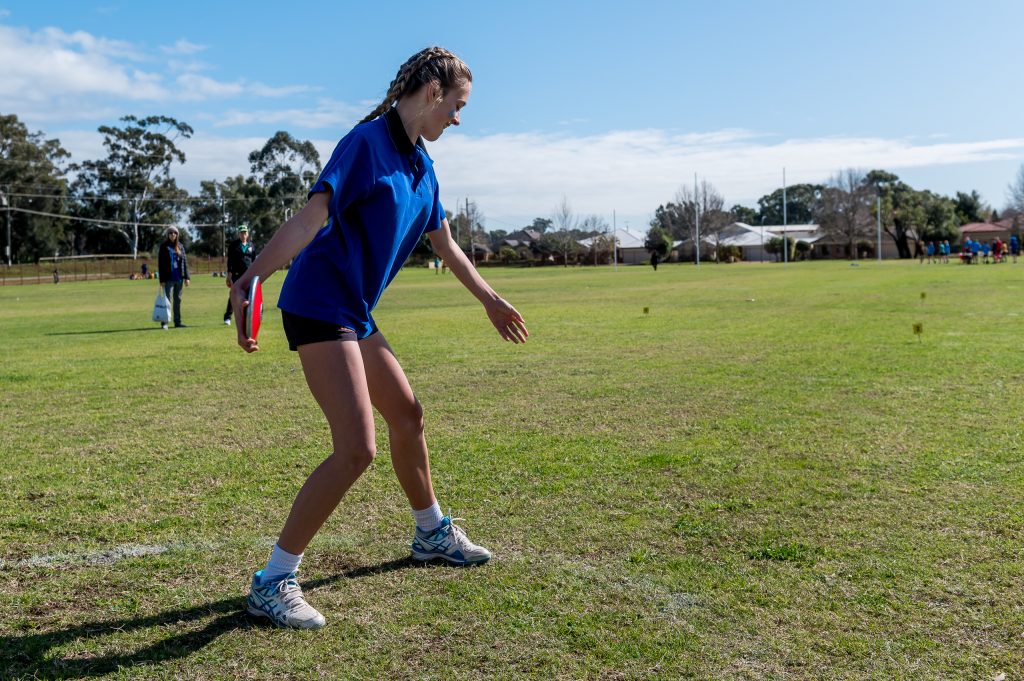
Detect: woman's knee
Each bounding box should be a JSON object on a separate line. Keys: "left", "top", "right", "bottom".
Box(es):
{"left": 388, "top": 399, "right": 424, "bottom": 439}
{"left": 327, "top": 441, "right": 377, "bottom": 474}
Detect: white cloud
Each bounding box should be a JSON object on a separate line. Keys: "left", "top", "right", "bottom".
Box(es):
{"left": 0, "top": 24, "right": 167, "bottom": 103}
{"left": 176, "top": 74, "right": 312, "bottom": 101}
{"left": 176, "top": 74, "right": 245, "bottom": 99}
{"left": 161, "top": 38, "right": 205, "bottom": 55}
{"left": 0, "top": 23, "right": 318, "bottom": 119}
{"left": 212, "top": 99, "right": 363, "bottom": 129}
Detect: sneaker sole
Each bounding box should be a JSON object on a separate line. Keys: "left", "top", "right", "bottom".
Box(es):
{"left": 410, "top": 550, "right": 490, "bottom": 566}
{"left": 246, "top": 603, "right": 326, "bottom": 629}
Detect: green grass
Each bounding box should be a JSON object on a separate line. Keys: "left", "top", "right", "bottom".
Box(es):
{"left": 1, "top": 261, "right": 1022, "bottom": 679}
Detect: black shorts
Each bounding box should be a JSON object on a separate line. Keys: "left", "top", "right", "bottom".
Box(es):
{"left": 281, "top": 310, "right": 369, "bottom": 351}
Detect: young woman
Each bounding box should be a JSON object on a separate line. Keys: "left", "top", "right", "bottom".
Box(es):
{"left": 157, "top": 226, "right": 190, "bottom": 329}
{"left": 230, "top": 47, "right": 528, "bottom": 629}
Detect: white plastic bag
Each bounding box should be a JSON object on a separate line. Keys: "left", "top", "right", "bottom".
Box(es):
{"left": 152, "top": 287, "right": 171, "bottom": 323}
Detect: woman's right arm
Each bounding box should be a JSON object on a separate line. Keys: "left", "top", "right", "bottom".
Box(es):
{"left": 231, "top": 191, "right": 331, "bottom": 351}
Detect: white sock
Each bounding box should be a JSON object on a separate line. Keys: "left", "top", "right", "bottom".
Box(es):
{"left": 262, "top": 544, "right": 302, "bottom": 582}
{"left": 413, "top": 501, "right": 444, "bottom": 533}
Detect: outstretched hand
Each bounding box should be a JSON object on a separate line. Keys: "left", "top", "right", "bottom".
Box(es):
{"left": 229, "top": 281, "right": 259, "bottom": 353}
{"left": 485, "top": 298, "right": 529, "bottom": 344}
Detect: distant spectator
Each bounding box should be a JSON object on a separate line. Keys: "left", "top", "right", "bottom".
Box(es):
{"left": 158, "top": 226, "right": 190, "bottom": 329}
{"left": 224, "top": 224, "right": 256, "bottom": 325}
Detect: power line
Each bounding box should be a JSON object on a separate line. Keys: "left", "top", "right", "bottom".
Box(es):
{"left": 5, "top": 191, "right": 284, "bottom": 205}
{"left": 6, "top": 206, "right": 223, "bottom": 229}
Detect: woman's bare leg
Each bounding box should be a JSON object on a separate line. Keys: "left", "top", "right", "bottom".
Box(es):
{"left": 275, "top": 340, "right": 377, "bottom": 555}
{"left": 358, "top": 332, "right": 436, "bottom": 511}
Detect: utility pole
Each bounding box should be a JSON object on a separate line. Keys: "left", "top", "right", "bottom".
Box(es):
{"left": 613, "top": 210, "right": 618, "bottom": 271}
{"left": 221, "top": 196, "right": 227, "bottom": 262}
{"left": 467, "top": 196, "right": 475, "bottom": 267}
{"left": 694, "top": 173, "right": 700, "bottom": 267}
{"left": 782, "top": 167, "right": 788, "bottom": 266}
{"left": 2, "top": 186, "right": 10, "bottom": 266}
{"left": 876, "top": 188, "right": 884, "bottom": 262}
{"left": 455, "top": 197, "right": 461, "bottom": 248}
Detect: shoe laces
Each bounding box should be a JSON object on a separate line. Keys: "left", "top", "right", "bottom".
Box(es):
{"left": 275, "top": 576, "right": 307, "bottom": 609}
{"left": 447, "top": 516, "right": 470, "bottom": 543}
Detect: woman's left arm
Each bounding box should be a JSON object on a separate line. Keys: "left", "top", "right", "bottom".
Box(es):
{"left": 428, "top": 218, "right": 528, "bottom": 344}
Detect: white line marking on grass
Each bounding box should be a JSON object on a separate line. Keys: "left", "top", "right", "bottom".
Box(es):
{"left": 3, "top": 542, "right": 202, "bottom": 569}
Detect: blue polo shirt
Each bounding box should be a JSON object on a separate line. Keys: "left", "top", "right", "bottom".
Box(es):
{"left": 278, "top": 107, "right": 444, "bottom": 337}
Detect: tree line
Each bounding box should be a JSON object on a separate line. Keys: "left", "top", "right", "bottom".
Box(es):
{"left": 2, "top": 112, "right": 1023, "bottom": 264}
{"left": 646, "top": 169, "right": 1023, "bottom": 262}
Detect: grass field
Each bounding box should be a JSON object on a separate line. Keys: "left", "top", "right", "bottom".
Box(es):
{"left": 1, "top": 260, "right": 1022, "bottom": 679}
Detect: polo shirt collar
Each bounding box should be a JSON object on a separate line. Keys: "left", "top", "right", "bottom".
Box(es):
{"left": 384, "top": 106, "right": 426, "bottom": 156}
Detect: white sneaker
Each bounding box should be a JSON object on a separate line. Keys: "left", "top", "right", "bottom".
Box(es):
{"left": 411, "top": 516, "right": 491, "bottom": 565}
{"left": 160, "top": 323, "right": 168, "bottom": 330}
{"left": 224, "top": 318, "right": 231, "bottom": 325}
{"left": 246, "top": 571, "right": 326, "bottom": 629}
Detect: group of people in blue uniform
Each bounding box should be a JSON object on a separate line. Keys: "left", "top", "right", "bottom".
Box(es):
{"left": 957, "top": 235, "right": 1019, "bottom": 264}
{"left": 915, "top": 235, "right": 1020, "bottom": 265}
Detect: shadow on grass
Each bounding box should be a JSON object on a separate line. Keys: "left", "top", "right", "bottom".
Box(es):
{"left": 0, "top": 556, "right": 418, "bottom": 680}
{"left": 45, "top": 327, "right": 165, "bottom": 336}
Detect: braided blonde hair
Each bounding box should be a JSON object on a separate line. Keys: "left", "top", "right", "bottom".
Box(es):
{"left": 359, "top": 47, "right": 472, "bottom": 124}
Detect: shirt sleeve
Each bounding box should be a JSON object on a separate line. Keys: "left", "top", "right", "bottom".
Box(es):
{"left": 308, "top": 130, "right": 375, "bottom": 218}
{"left": 425, "top": 183, "right": 443, "bottom": 233}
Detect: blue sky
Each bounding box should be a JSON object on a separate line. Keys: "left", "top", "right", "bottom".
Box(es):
{"left": 2, "top": 0, "right": 1022, "bottom": 232}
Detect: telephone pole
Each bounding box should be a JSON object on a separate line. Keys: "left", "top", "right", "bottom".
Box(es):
{"left": 467, "top": 197, "right": 475, "bottom": 267}
{"left": 2, "top": 186, "right": 10, "bottom": 266}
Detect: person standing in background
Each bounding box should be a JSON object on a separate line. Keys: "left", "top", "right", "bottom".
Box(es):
{"left": 158, "top": 226, "right": 190, "bottom": 329}
{"left": 224, "top": 224, "right": 256, "bottom": 325}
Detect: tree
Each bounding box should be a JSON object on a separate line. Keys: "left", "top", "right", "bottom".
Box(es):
{"left": 918, "top": 190, "right": 959, "bottom": 243}
{"left": 247, "top": 131, "right": 321, "bottom": 244}
{"left": 449, "top": 199, "right": 487, "bottom": 259}
{"left": 953, "top": 190, "right": 987, "bottom": 225}
{"left": 866, "top": 169, "right": 925, "bottom": 259}
{"left": 756, "top": 183, "right": 823, "bottom": 225}
{"left": 0, "top": 114, "right": 70, "bottom": 262}
{"left": 549, "top": 196, "right": 578, "bottom": 266}
{"left": 530, "top": 217, "right": 552, "bottom": 234}
{"left": 693, "top": 180, "right": 730, "bottom": 260}
{"left": 644, "top": 225, "right": 671, "bottom": 258}
{"left": 1007, "top": 164, "right": 1024, "bottom": 216}
{"left": 730, "top": 204, "right": 759, "bottom": 225}
{"left": 815, "top": 169, "right": 872, "bottom": 259}
{"left": 71, "top": 115, "right": 192, "bottom": 257}
{"left": 658, "top": 181, "right": 728, "bottom": 260}
{"left": 650, "top": 201, "right": 693, "bottom": 244}
{"left": 188, "top": 175, "right": 271, "bottom": 256}
{"left": 578, "top": 214, "right": 611, "bottom": 265}
{"left": 487, "top": 229, "right": 508, "bottom": 252}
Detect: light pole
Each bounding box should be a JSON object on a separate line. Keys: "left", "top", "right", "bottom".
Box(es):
{"left": 876, "top": 185, "right": 883, "bottom": 262}
{"left": 220, "top": 198, "right": 227, "bottom": 272}
{"left": 694, "top": 173, "right": 701, "bottom": 267}
{"left": 1, "top": 186, "right": 9, "bottom": 266}
{"left": 782, "top": 167, "right": 788, "bottom": 266}
{"left": 760, "top": 215, "right": 766, "bottom": 263}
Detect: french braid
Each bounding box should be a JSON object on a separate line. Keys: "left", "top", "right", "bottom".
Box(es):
{"left": 359, "top": 47, "right": 472, "bottom": 124}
